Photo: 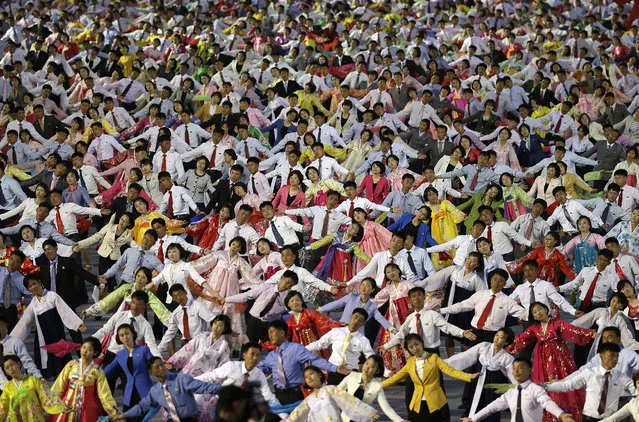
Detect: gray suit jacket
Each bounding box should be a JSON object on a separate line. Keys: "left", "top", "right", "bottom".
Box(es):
{"left": 389, "top": 85, "right": 410, "bottom": 111}
{"left": 426, "top": 138, "right": 454, "bottom": 166}
{"left": 400, "top": 128, "right": 433, "bottom": 154}
{"left": 585, "top": 141, "right": 626, "bottom": 172}
{"left": 597, "top": 104, "right": 630, "bottom": 126}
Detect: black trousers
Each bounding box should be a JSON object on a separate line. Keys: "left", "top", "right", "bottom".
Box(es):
{"left": 274, "top": 386, "right": 304, "bottom": 405}
{"left": 247, "top": 316, "right": 269, "bottom": 343}
{"left": 0, "top": 305, "right": 18, "bottom": 332}
{"left": 306, "top": 245, "right": 328, "bottom": 272}
{"left": 582, "top": 416, "right": 602, "bottom": 422}
{"left": 408, "top": 403, "right": 450, "bottom": 422}
{"left": 472, "top": 329, "right": 497, "bottom": 345}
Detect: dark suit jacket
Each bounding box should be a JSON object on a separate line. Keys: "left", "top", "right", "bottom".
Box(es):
{"left": 597, "top": 104, "right": 630, "bottom": 126}
{"left": 100, "top": 61, "right": 123, "bottom": 78}
{"left": 530, "top": 87, "right": 559, "bottom": 108}
{"left": 208, "top": 53, "right": 233, "bottom": 67}
{"left": 463, "top": 112, "right": 500, "bottom": 135}
{"left": 82, "top": 55, "right": 105, "bottom": 75}
{"left": 273, "top": 79, "right": 302, "bottom": 99}
{"left": 206, "top": 180, "right": 241, "bottom": 214}
{"left": 585, "top": 141, "right": 626, "bottom": 172}
{"left": 390, "top": 85, "right": 411, "bottom": 111}
{"left": 201, "top": 113, "right": 240, "bottom": 132}
{"left": 35, "top": 255, "right": 99, "bottom": 310}
{"left": 113, "top": 197, "right": 141, "bottom": 222}
{"left": 329, "top": 55, "right": 354, "bottom": 67}
{"left": 426, "top": 139, "right": 454, "bottom": 167}
{"left": 20, "top": 170, "right": 68, "bottom": 196}
{"left": 516, "top": 135, "right": 547, "bottom": 168}
{"left": 32, "top": 115, "right": 67, "bottom": 139}
{"left": 400, "top": 128, "right": 433, "bottom": 154}
{"left": 27, "top": 50, "right": 48, "bottom": 71}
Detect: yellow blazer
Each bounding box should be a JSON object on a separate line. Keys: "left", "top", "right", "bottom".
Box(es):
{"left": 381, "top": 354, "right": 472, "bottom": 414}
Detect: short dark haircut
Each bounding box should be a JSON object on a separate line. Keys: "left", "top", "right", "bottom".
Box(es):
{"left": 513, "top": 356, "right": 533, "bottom": 369}
{"left": 241, "top": 341, "right": 262, "bottom": 357}
{"left": 599, "top": 342, "right": 621, "bottom": 354}
{"left": 115, "top": 323, "right": 138, "bottom": 344}
{"left": 130, "top": 290, "right": 149, "bottom": 304}
{"left": 267, "top": 319, "right": 288, "bottom": 333}
{"left": 168, "top": 284, "right": 187, "bottom": 296}
{"left": 352, "top": 307, "right": 369, "bottom": 320}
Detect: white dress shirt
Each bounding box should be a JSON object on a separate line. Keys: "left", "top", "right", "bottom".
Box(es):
{"left": 213, "top": 220, "right": 260, "bottom": 251}
{"left": 384, "top": 309, "right": 465, "bottom": 350}
{"left": 86, "top": 134, "right": 126, "bottom": 162}
{"left": 264, "top": 216, "right": 304, "bottom": 248}
{"left": 235, "top": 137, "right": 270, "bottom": 159}
{"left": 482, "top": 222, "right": 531, "bottom": 255}
{"left": 159, "top": 186, "right": 197, "bottom": 216}
{"left": 425, "top": 235, "right": 478, "bottom": 266}
{"left": 559, "top": 266, "right": 620, "bottom": 305}
{"left": 76, "top": 165, "right": 111, "bottom": 196}
{"left": 196, "top": 360, "right": 277, "bottom": 404}
{"left": 616, "top": 184, "right": 639, "bottom": 214}
{"left": 538, "top": 110, "right": 578, "bottom": 135}
{"left": 573, "top": 308, "right": 639, "bottom": 360}
{"left": 513, "top": 278, "right": 578, "bottom": 316}
{"left": 348, "top": 250, "right": 418, "bottom": 286}
{"left": 104, "top": 107, "right": 136, "bottom": 132}
{"left": 307, "top": 326, "right": 375, "bottom": 370}
{"left": 266, "top": 265, "right": 334, "bottom": 300}
{"left": 45, "top": 204, "right": 102, "bottom": 236}
{"left": 441, "top": 289, "right": 528, "bottom": 331}
{"left": 313, "top": 124, "right": 346, "bottom": 148}
{"left": 174, "top": 122, "right": 213, "bottom": 148}
{"left": 92, "top": 310, "right": 161, "bottom": 356}
{"left": 309, "top": 156, "right": 350, "bottom": 180}
{"left": 246, "top": 172, "right": 271, "bottom": 202}
{"left": 472, "top": 380, "right": 565, "bottom": 422}
{"left": 152, "top": 150, "right": 185, "bottom": 180}
{"left": 181, "top": 141, "right": 232, "bottom": 171}
{"left": 158, "top": 299, "right": 216, "bottom": 353}
{"left": 285, "top": 206, "right": 351, "bottom": 241}
{"left": 334, "top": 197, "right": 390, "bottom": 216}
{"left": 153, "top": 235, "right": 202, "bottom": 258}
{"left": 397, "top": 247, "right": 436, "bottom": 279}
{"left": 396, "top": 101, "right": 444, "bottom": 127}
{"left": 546, "top": 366, "right": 635, "bottom": 419}
{"left": 151, "top": 259, "right": 205, "bottom": 304}
{"left": 547, "top": 200, "right": 604, "bottom": 232}
{"left": 510, "top": 213, "right": 551, "bottom": 246}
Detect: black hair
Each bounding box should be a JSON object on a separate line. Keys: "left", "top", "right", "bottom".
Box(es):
{"left": 115, "top": 323, "right": 138, "bottom": 344}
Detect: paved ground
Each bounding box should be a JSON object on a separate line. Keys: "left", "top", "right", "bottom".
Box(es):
{"left": 22, "top": 245, "right": 512, "bottom": 421}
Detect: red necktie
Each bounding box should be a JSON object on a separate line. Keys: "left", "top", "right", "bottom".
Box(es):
{"left": 185, "top": 126, "right": 190, "bottom": 145}
{"left": 470, "top": 170, "right": 479, "bottom": 191}
{"left": 618, "top": 188, "right": 624, "bottom": 206}
{"left": 407, "top": 30, "right": 412, "bottom": 42}
{"left": 525, "top": 218, "right": 534, "bottom": 239}
{"left": 415, "top": 312, "right": 424, "bottom": 339}
{"left": 582, "top": 272, "right": 600, "bottom": 309}
{"left": 573, "top": 40, "right": 579, "bottom": 58}
{"left": 55, "top": 206, "right": 65, "bottom": 234}
{"left": 167, "top": 191, "right": 174, "bottom": 217}
{"left": 244, "top": 141, "right": 250, "bottom": 158}
{"left": 554, "top": 115, "right": 563, "bottom": 133}
{"left": 183, "top": 307, "right": 190, "bottom": 339}
{"left": 111, "top": 111, "right": 120, "bottom": 129}
{"left": 10, "top": 146, "right": 16, "bottom": 164}
{"left": 321, "top": 211, "right": 329, "bottom": 237}
{"left": 161, "top": 154, "right": 167, "bottom": 172}
{"left": 495, "top": 94, "right": 500, "bottom": 111}
{"left": 348, "top": 201, "right": 354, "bottom": 217}
{"left": 157, "top": 239, "right": 164, "bottom": 263}
{"left": 209, "top": 146, "right": 217, "bottom": 168}
{"left": 477, "top": 294, "right": 496, "bottom": 329}
{"left": 614, "top": 259, "right": 626, "bottom": 280}
{"left": 487, "top": 225, "right": 493, "bottom": 243}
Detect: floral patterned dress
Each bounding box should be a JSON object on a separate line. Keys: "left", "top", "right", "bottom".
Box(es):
{"left": 191, "top": 251, "right": 260, "bottom": 336}
{"left": 606, "top": 221, "right": 639, "bottom": 259}
{"left": 506, "top": 320, "right": 596, "bottom": 422}
{"left": 563, "top": 232, "right": 607, "bottom": 273}
{"left": 502, "top": 186, "right": 531, "bottom": 222}
{"left": 373, "top": 280, "right": 415, "bottom": 373}
{"left": 507, "top": 248, "right": 577, "bottom": 287}
{"left": 49, "top": 360, "right": 118, "bottom": 422}
{"left": 0, "top": 375, "right": 68, "bottom": 422}
{"left": 428, "top": 200, "right": 466, "bottom": 246}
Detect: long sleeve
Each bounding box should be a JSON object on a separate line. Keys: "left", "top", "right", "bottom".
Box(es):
{"left": 96, "top": 368, "right": 119, "bottom": 417}
{"left": 436, "top": 355, "right": 473, "bottom": 382}
{"left": 327, "top": 386, "right": 377, "bottom": 422}
{"left": 34, "top": 376, "right": 70, "bottom": 415}
{"left": 600, "top": 398, "right": 637, "bottom": 422}
{"left": 506, "top": 325, "right": 538, "bottom": 355}
{"left": 559, "top": 320, "right": 596, "bottom": 346}
{"left": 287, "top": 397, "right": 311, "bottom": 422}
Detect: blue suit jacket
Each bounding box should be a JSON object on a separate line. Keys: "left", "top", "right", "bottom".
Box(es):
{"left": 387, "top": 213, "right": 438, "bottom": 248}
{"left": 105, "top": 344, "right": 154, "bottom": 407}
{"left": 516, "top": 134, "right": 547, "bottom": 168}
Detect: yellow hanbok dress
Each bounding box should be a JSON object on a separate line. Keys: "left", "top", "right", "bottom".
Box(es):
{"left": 0, "top": 375, "right": 68, "bottom": 422}
{"left": 50, "top": 360, "right": 119, "bottom": 422}
{"left": 131, "top": 212, "right": 184, "bottom": 245}
{"left": 429, "top": 200, "right": 465, "bottom": 269}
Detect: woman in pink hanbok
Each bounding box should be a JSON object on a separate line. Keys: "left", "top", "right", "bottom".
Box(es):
{"left": 191, "top": 237, "right": 260, "bottom": 337}
{"left": 352, "top": 209, "right": 392, "bottom": 272}
{"left": 252, "top": 239, "right": 284, "bottom": 281}
{"left": 97, "top": 168, "right": 157, "bottom": 210}
{"left": 506, "top": 302, "right": 597, "bottom": 422}
{"left": 373, "top": 263, "right": 414, "bottom": 374}
{"left": 167, "top": 315, "right": 231, "bottom": 422}
{"left": 448, "top": 78, "right": 467, "bottom": 119}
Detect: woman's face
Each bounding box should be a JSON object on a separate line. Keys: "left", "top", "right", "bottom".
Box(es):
{"left": 308, "top": 169, "right": 319, "bottom": 182}
{"left": 229, "top": 240, "right": 242, "bottom": 254}
{"left": 167, "top": 247, "right": 180, "bottom": 262}
{"left": 547, "top": 166, "right": 556, "bottom": 178}
{"left": 289, "top": 173, "right": 300, "bottom": 186}
{"left": 632, "top": 209, "right": 639, "bottom": 225}
{"left": 531, "top": 304, "right": 549, "bottom": 321}
{"left": 257, "top": 240, "right": 271, "bottom": 255}
{"left": 3, "top": 360, "right": 21, "bottom": 379}
{"left": 465, "top": 255, "right": 479, "bottom": 271}
{"left": 219, "top": 207, "right": 231, "bottom": 220}
{"left": 21, "top": 228, "right": 35, "bottom": 242}
{"left": 487, "top": 187, "right": 499, "bottom": 198}
{"left": 71, "top": 120, "right": 80, "bottom": 130}
{"left": 499, "top": 129, "right": 510, "bottom": 142}
{"left": 80, "top": 342, "right": 95, "bottom": 361}
{"left": 35, "top": 186, "right": 47, "bottom": 199}
{"left": 406, "top": 338, "right": 425, "bottom": 356}
{"left": 89, "top": 109, "right": 98, "bottom": 119}
{"left": 134, "top": 200, "right": 147, "bottom": 214}
{"left": 577, "top": 218, "right": 591, "bottom": 233}
{"left": 371, "top": 163, "right": 381, "bottom": 174}
{"left": 544, "top": 234, "right": 557, "bottom": 249}
{"left": 452, "top": 148, "right": 463, "bottom": 160}
{"left": 346, "top": 223, "right": 360, "bottom": 237}
{"left": 134, "top": 270, "right": 149, "bottom": 288}
{"left": 66, "top": 172, "right": 78, "bottom": 185}
{"left": 212, "top": 320, "right": 227, "bottom": 337}
{"left": 621, "top": 283, "right": 636, "bottom": 299}
{"left": 27, "top": 279, "right": 44, "bottom": 296}
{"left": 477, "top": 240, "right": 491, "bottom": 255}
{"left": 287, "top": 294, "right": 303, "bottom": 312}
{"left": 118, "top": 328, "right": 134, "bottom": 347}
{"left": 384, "top": 265, "right": 400, "bottom": 281}
{"left": 388, "top": 157, "right": 398, "bottom": 169}
{"left": 353, "top": 210, "right": 366, "bottom": 224}
{"left": 493, "top": 330, "right": 509, "bottom": 349}
{"left": 361, "top": 357, "right": 379, "bottom": 379}
{"left": 118, "top": 214, "right": 130, "bottom": 230}
{"left": 460, "top": 138, "right": 471, "bottom": 150}
{"left": 303, "top": 369, "right": 322, "bottom": 389}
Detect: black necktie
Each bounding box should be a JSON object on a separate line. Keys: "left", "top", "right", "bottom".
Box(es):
{"left": 407, "top": 251, "right": 417, "bottom": 275}
{"left": 0, "top": 186, "right": 6, "bottom": 207}
{"left": 601, "top": 202, "right": 612, "bottom": 225}
{"left": 78, "top": 168, "right": 87, "bottom": 188}
{"left": 515, "top": 385, "right": 524, "bottom": 422}
{"left": 270, "top": 220, "right": 285, "bottom": 247}
{"left": 35, "top": 223, "right": 41, "bottom": 238}
{"left": 251, "top": 176, "right": 257, "bottom": 195}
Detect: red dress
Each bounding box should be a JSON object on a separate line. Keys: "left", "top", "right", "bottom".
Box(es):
{"left": 287, "top": 309, "right": 342, "bottom": 359}
{"left": 506, "top": 320, "right": 596, "bottom": 422}
{"left": 185, "top": 214, "right": 228, "bottom": 251}
{"left": 507, "top": 247, "right": 577, "bottom": 287}
{"left": 0, "top": 246, "right": 39, "bottom": 275}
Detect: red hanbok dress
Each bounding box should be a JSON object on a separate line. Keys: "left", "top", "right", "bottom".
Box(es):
{"left": 506, "top": 320, "right": 596, "bottom": 422}
{"left": 507, "top": 247, "right": 577, "bottom": 287}
{"left": 287, "top": 309, "right": 342, "bottom": 359}
{"left": 0, "top": 246, "right": 39, "bottom": 275}
{"left": 185, "top": 214, "right": 229, "bottom": 251}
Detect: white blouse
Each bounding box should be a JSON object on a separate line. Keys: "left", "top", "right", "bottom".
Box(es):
{"left": 288, "top": 386, "right": 377, "bottom": 422}
{"left": 0, "top": 198, "right": 39, "bottom": 221}
{"left": 151, "top": 260, "right": 206, "bottom": 304}
{"left": 20, "top": 239, "right": 72, "bottom": 261}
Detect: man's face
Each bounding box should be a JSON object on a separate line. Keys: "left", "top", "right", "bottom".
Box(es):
{"left": 142, "top": 233, "right": 156, "bottom": 249}
{"left": 597, "top": 254, "right": 612, "bottom": 269}
{"left": 600, "top": 351, "right": 619, "bottom": 370}
{"left": 480, "top": 209, "right": 494, "bottom": 225}
{"left": 348, "top": 312, "right": 366, "bottom": 332}
{"left": 268, "top": 327, "right": 287, "bottom": 345}
{"left": 554, "top": 190, "right": 567, "bottom": 204}
{"left": 390, "top": 235, "right": 404, "bottom": 251}
{"left": 512, "top": 361, "right": 532, "bottom": 383}
{"left": 43, "top": 244, "right": 58, "bottom": 261}
{"left": 237, "top": 209, "right": 250, "bottom": 225}
{"left": 170, "top": 290, "right": 188, "bottom": 306}
{"left": 36, "top": 206, "right": 49, "bottom": 221}
{"left": 401, "top": 178, "right": 413, "bottom": 192}
{"left": 149, "top": 359, "right": 166, "bottom": 378}
{"left": 152, "top": 223, "right": 167, "bottom": 238}
{"left": 614, "top": 174, "right": 627, "bottom": 187}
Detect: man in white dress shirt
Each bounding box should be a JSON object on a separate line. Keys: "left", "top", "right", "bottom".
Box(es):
{"left": 335, "top": 182, "right": 390, "bottom": 217}
{"left": 213, "top": 205, "right": 260, "bottom": 253}
{"left": 605, "top": 238, "right": 639, "bottom": 286}
{"left": 478, "top": 205, "right": 531, "bottom": 261}
{"left": 46, "top": 189, "right": 108, "bottom": 240}
{"left": 610, "top": 170, "right": 639, "bottom": 215}
{"left": 0, "top": 317, "right": 41, "bottom": 380}
{"left": 545, "top": 343, "right": 635, "bottom": 422}
{"left": 462, "top": 357, "right": 575, "bottom": 422}
{"left": 195, "top": 342, "right": 279, "bottom": 405}
{"left": 150, "top": 218, "right": 209, "bottom": 263}
{"left": 158, "top": 284, "right": 216, "bottom": 354}
{"left": 307, "top": 308, "right": 375, "bottom": 385}
{"left": 158, "top": 172, "right": 201, "bottom": 220}
{"left": 71, "top": 153, "right": 111, "bottom": 197}
{"left": 397, "top": 233, "right": 435, "bottom": 280}
{"left": 103, "top": 97, "right": 136, "bottom": 132}
{"left": 547, "top": 186, "right": 603, "bottom": 243}
{"left": 86, "top": 122, "right": 126, "bottom": 165}
{"left": 260, "top": 202, "right": 304, "bottom": 249}
{"left": 152, "top": 137, "right": 185, "bottom": 181}
{"left": 426, "top": 220, "right": 487, "bottom": 266}
{"left": 245, "top": 158, "right": 271, "bottom": 202}
{"left": 308, "top": 143, "right": 351, "bottom": 180}
{"left": 174, "top": 111, "right": 213, "bottom": 148}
